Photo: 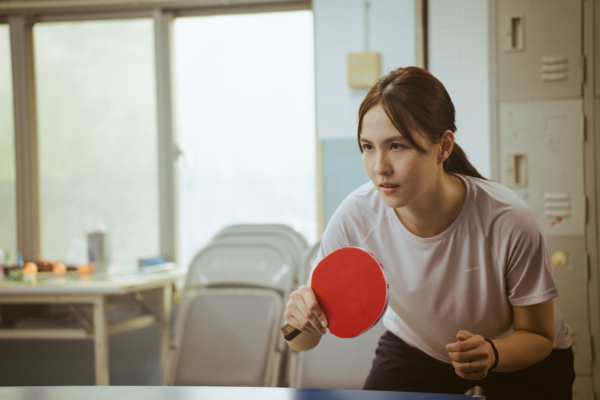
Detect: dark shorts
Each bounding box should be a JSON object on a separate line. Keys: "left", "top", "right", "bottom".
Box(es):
{"left": 363, "top": 331, "right": 576, "bottom": 400}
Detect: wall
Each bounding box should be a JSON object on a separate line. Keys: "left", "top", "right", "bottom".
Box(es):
{"left": 323, "top": 139, "right": 370, "bottom": 223}
{"left": 428, "top": 0, "right": 490, "bottom": 178}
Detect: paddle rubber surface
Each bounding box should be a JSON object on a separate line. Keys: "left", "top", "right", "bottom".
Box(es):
{"left": 311, "top": 247, "right": 388, "bottom": 338}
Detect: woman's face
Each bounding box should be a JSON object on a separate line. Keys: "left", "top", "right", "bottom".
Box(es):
{"left": 360, "top": 104, "right": 440, "bottom": 210}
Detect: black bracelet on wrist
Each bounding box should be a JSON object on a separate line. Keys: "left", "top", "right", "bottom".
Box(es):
{"left": 484, "top": 338, "right": 499, "bottom": 371}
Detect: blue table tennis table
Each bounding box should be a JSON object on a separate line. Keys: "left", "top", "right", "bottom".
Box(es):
{"left": 0, "top": 386, "right": 484, "bottom": 400}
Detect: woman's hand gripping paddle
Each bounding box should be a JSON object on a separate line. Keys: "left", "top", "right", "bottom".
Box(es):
{"left": 281, "top": 247, "right": 388, "bottom": 341}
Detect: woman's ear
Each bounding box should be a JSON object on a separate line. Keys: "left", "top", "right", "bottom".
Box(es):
{"left": 438, "top": 130, "right": 455, "bottom": 164}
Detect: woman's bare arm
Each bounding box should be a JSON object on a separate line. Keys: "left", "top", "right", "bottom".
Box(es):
{"left": 490, "top": 299, "right": 554, "bottom": 372}
{"left": 446, "top": 299, "right": 555, "bottom": 379}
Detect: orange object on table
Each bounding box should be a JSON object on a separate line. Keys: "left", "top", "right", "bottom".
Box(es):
{"left": 52, "top": 263, "right": 67, "bottom": 275}
{"left": 24, "top": 262, "right": 38, "bottom": 276}
{"left": 77, "top": 263, "right": 94, "bottom": 275}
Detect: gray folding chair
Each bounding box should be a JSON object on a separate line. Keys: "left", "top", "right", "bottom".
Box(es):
{"left": 286, "top": 239, "right": 321, "bottom": 387}
{"left": 212, "top": 230, "right": 305, "bottom": 284}
{"left": 216, "top": 224, "right": 308, "bottom": 251}
{"left": 166, "top": 241, "right": 294, "bottom": 387}
{"left": 297, "top": 239, "right": 321, "bottom": 288}
{"left": 211, "top": 225, "right": 308, "bottom": 387}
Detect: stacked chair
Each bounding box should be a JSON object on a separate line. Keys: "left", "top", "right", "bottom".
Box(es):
{"left": 286, "top": 240, "right": 321, "bottom": 388}
{"left": 165, "top": 224, "right": 307, "bottom": 387}
{"left": 166, "top": 225, "right": 385, "bottom": 389}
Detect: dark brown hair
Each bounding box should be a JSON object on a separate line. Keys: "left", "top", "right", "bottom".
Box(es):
{"left": 357, "top": 66, "right": 486, "bottom": 180}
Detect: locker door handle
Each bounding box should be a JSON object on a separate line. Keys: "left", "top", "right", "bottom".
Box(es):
{"left": 505, "top": 154, "right": 527, "bottom": 187}
{"left": 502, "top": 15, "right": 524, "bottom": 52}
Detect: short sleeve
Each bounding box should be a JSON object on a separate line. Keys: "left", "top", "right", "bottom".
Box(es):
{"left": 309, "top": 204, "right": 351, "bottom": 279}
{"left": 309, "top": 187, "right": 373, "bottom": 279}
{"left": 501, "top": 208, "right": 559, "bottom": 306}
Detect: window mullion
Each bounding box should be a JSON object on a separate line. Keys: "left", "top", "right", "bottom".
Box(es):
{"left": 9, "top": 15, "right": 40, "bottom": 262}
{"left": 154, "top": 9, "right": 179, "bottom": 265}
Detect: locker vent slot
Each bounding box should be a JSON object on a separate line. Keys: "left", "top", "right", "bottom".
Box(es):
{"left": 540, "top": 56, "right": 568, "bottom": 65}
{"left": 541, "top": 73, "right": 568, "bottom": 82}
{"left": 543, "top": 192, "right": 571, "bottom": 219}
{"left": 541, "top": 64, "right": 568, "bottom": 73}
{"left": 540, "top": 56, "right": 568, "bottom": 82}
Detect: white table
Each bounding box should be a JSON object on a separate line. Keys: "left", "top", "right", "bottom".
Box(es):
{"left": 0, "top": 266, "right": 185, "bottom": 385}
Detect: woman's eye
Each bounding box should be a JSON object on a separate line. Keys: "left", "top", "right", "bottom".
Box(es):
{"left": 391, "top": 143, "right": 405, "bottom": 150}
{"left": 361, "top": 143, "right": 373, "bottom": 151}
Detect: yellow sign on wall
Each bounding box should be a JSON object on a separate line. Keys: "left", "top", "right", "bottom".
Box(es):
{"left": 347, "top": 52, "right": 380, "bottom": 88}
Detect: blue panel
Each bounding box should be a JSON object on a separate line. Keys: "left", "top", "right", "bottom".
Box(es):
{"left": 323, "top": 138, "right": 371, "bottom": 225}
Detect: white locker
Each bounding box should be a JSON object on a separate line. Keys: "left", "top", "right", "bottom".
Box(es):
{"left": 549, "top": 237, "right": 592, "bottom": 375}
{"left": 498, "top": 0, "right": 582, "bottom": 101}
{"left": 499, "top": 99, "right": 592, "bottom": 382}
{"left": 573, "top": 376, "right": 595, "bottom": 400}
{"left": 499, "top": 99, "right": 585, "bottom": 236}
{"left": 493, "top": 1, "right": 596, "bottom": 398}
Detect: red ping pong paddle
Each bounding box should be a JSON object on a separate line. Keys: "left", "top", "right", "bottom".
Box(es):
{"left": 281, "top": 247, "right": 388, "bottom": 341}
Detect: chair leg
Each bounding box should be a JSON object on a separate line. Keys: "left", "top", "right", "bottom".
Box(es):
{"left": 465, "top": 386, "right": 484, "bottom": 395}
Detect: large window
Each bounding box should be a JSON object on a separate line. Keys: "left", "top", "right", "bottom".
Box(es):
{"left": 0, "top": 25, "right": 16, "bottom": 263}
{"left": 34, "top": 19, "right": 160, "bottom": 269}
{"left": 174, "top": 11, "right": 316, "bottom": 268}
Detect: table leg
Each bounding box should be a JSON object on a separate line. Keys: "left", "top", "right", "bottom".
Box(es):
{"left": 160, "top": 284, "right": 172, "bottom": 385}
{"left": 93, "top": 296, "right": 110, "bottom": 385}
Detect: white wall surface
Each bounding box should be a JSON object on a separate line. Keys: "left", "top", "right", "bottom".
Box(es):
{"left": 314, "top": 0, "right": 416, "bottom": 139}
{"left": 428, "top": 0, "right": 490, "bottom": 178}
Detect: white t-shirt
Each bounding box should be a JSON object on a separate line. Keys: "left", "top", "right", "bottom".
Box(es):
{"left": 313, "top": 174, "right": 571, "bottom": 363}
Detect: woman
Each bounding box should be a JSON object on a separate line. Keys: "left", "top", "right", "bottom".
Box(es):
{"left": 284, "top": 67, "right": 575, "bottom": 399}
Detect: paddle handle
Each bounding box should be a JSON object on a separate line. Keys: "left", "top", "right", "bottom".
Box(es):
{"left": 281, "top": 323, "right": 302, "bottom": 341}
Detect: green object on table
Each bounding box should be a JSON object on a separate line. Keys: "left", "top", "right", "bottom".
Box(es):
{"left": 8, "top": 269, "right": 21, "bottom": 280}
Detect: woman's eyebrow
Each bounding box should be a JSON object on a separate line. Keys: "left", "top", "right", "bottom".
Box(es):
{"left": 360, "top": 136, "right": 406, "bottom": 144}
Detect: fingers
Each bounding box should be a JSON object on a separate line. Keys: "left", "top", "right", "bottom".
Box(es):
{"left": 451, "top": 360, "right": 488, "bottom": 380}
{"left": 284, "top": 285, "right": 328, "bottom": 335}
{"left": 301, "top": 288, "right": 328, "bottom": 329}
{"left": 447, "top": 346, "right": 489, "bottom": 364}
{"left": 456, "top": 330, "right": 473, "bottom": 341}
{"left": 445, "top": 332, "right": 484, "bottom": 352}
{"left": 446, "top": 332, "right": 492, "bottom": 381}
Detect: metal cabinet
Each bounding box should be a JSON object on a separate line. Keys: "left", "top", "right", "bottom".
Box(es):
{"left": 498, "top": 0, "right": 583, "bottom": 101}
{"left": 499, "top": 99, "right": 585, "bottom": 237}
{"left": 495, "top": 1, "right": 594, "bottom": 397}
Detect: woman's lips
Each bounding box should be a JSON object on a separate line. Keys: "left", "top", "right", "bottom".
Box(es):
{"left": 380, "top": 185, "right": 399, "bottom": 195}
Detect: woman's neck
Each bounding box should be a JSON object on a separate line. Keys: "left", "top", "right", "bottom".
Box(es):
{"left": 394, "top": 173, "right": 467, "bottom": 238}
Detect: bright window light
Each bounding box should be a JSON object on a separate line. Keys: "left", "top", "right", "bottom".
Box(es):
{"left": 34, "top": 19, "right": 159, "bottom": 269}
{"left": 0, "top": 25, "right": 16, "bottom": 263}
{"left": 175, "top": 11, "right": 316, "bottom": 269}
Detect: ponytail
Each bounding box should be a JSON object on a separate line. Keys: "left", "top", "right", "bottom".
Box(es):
{"left": 444, "top": 143, "right": 486, "bottom": 180}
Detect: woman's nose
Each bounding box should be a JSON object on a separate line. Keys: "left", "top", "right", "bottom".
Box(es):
{"left": 374, "top": 153, "right": 392, "bottom": 176}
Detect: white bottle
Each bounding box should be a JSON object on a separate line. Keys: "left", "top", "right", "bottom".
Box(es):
{"left": 87, "top": 230, "right": 111, "bottom": 274}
